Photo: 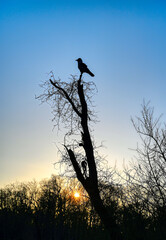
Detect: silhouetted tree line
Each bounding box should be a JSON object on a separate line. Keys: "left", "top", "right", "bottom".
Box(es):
{"left": 0, "top": 176, "right": 109, "bottom": 240}
{"left": 0, "top": 170, "right": 166, "bottom": 240}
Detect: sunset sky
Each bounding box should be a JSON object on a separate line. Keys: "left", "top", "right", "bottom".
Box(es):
{"left": 1, "top": 0, "right": 166, "bottom": 186}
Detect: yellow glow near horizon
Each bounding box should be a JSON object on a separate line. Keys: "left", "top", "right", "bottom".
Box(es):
{"left": 74, "top": 192, "right": 80, "bottom": 199}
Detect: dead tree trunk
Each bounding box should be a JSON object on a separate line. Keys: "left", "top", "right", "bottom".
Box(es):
{"left": 50, "top": 74, "right": 122, "bottom": 240}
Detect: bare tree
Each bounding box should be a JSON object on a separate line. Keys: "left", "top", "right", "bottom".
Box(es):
{"left": 125, "top": 101, "right": 166, "bottom": 215}
{"left": 37, "top": 72, "right": 122, "bottom": 240}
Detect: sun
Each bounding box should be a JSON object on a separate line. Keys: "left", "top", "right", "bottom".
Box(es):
{"left": 74, "top": 192, "right": 80, "bottom": 199}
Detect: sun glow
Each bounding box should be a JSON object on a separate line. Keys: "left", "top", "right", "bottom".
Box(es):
{"left": 74, "top": 192, "right": 80, "bottom": 199}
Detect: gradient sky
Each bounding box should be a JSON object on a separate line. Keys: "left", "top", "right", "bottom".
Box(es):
{"left": 1, "top": 0, "right": 166, "bottom": 186}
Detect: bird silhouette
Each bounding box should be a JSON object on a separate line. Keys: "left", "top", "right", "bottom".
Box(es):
{"left": 76, "top": 58, "right": 94, "bottom": 77}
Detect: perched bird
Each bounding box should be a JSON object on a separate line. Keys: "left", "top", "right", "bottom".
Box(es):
{"left": 76, "top": 58, "right": 94, "bottom": 77}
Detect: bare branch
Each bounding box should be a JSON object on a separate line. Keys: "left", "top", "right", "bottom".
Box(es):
{"left": 50, "top": 79, "right": 82, "bottom": 117}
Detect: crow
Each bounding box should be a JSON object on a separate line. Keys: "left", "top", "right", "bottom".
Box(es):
{"left": 76, "top": 58, "right": 94, "bottom": 77}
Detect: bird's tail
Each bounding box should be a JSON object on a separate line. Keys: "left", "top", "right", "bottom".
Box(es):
{"left": 88, "top": 70, "right": 95, "bottom": 77}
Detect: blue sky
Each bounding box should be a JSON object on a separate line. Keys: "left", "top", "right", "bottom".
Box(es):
{"left": 0, "top": 0, "right": 166, "bottom": 186}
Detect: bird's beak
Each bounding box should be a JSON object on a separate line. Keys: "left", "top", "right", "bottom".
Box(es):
{"left": 76, "top": 59, "right": 78, "bottom": 61}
